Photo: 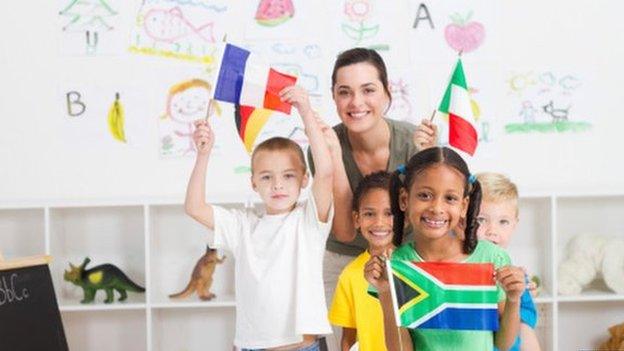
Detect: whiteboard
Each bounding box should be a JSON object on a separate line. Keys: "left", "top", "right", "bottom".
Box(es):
{"left": 1, "top": 0, "right": 623, "bottom": 203}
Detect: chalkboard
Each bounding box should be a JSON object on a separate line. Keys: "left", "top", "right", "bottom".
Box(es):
{"left": 0, "top": 256, "right": 68, "bottom": 351}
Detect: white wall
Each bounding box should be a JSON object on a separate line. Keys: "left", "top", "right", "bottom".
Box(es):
{"left": 1, "top": 0, "right": 623, "bottom": 203}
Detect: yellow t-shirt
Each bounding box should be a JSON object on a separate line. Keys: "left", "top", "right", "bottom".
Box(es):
{"left": 328, "top": 251, "right": 387, "bottom": 351}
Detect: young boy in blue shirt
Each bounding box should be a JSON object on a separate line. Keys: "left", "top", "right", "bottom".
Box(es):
{"left": 476, "top": 172, "right": 541, "bottom": 351}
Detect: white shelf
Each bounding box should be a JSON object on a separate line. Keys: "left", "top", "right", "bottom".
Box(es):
{"left": 151, "top": 294, "right": 237, "bottom": 309}
{"left": 61, "top": 309, "right": 147, "bottom": 351}
{"left": 61, "top": 302, "right": 147, "bottom": 312}
{"left": 3, "top": 194, "right": 624, "bottom": 350}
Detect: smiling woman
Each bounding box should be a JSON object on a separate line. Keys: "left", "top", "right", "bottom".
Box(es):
{"left": 308, "top": 47, "right": 438, "bottom": 351}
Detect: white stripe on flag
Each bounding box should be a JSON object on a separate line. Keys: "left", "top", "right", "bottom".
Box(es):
{"left": 387, "top": 261, "right": 402, "bottom": 327}
{"left": 449, "top": 84, "right": 474, "bottom": 122}
{"left": 239, "top": 54, "right": 270, "bottom": 108}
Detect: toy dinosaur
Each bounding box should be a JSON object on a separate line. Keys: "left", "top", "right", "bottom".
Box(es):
{"left": 63, "top": 257, "right": 145, "bottom": 304}
{"left": 169, "top": 245, "right": 226, "bottom": 301}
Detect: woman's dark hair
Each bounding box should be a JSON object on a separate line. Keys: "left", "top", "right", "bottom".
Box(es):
{"left": 389, "top": 147, "right": 482, "bottom": 253}
{"left": 331, "top": 47, "right": 392, "bottom": 108}
{"left": 352, "top": 171, "right": 392, "bottom": 211}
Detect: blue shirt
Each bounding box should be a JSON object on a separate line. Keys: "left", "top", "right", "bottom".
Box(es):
{"left": 497, "top": 279, "right": 538, "bottom": 351}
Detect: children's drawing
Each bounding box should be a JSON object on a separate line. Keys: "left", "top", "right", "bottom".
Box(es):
{"left": 248, "top": 42, "right": 325, "bottom": 97}
{"left": 388, "top": 79, "right": 413, "bottom": 122}
{"left": 59, "top": 0, "right": 118, "bottom": 55}
{"left": 244, "top": 0, "right": 310, "bottom": 40}
{"left": 107, "top": 92, "right": 126, "bottom": 143}
{"left": 159, "top": 79, "right": 221, "bottom": 157}
{"left": 341, "top": 0, "right": 388, "bottom": 51}
{"left": 505, "top": 71, "right": 591, "bottom": 134}
{"left": 444, "top": 11, "right": 485, "bottom": 54}
{"left": 257, "top": 115, "right": 309, "bottom": 150}
{"left": 130, "top": 0, "right": 228, "bottom": 65}
{"left": 255, "top": 0, "right": 294, "bottom": 27}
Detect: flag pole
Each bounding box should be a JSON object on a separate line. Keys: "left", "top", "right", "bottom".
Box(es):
{"left": 204, "top": 34, "right": 228, "bottom": 122}
{"left": 428, "top": 109, "right": 436, "bottom": 123}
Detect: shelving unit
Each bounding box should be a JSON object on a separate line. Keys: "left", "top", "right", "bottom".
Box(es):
{"left": 1, "top": 193, "right": 623, "bottom": 350}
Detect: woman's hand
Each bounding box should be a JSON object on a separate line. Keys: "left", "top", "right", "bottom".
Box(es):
{"left": 279, "top": 85, "right": 313, "bottom": 118}
{"left": 192, "top": 120, "right": 214, "bottom": 155}
{"left": 496, "top": 265, "right": 526, "bottom": 303}
{"left": 413, "top": 118, "right": 438, "bottom": 151}
{"left": 315, "top": 113, "right": 341, "bottom": 153}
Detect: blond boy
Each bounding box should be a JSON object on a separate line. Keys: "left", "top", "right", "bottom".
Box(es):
{"left": 185, "top": 86, "right": 334, "bottom": 351}
{"left": 476, "top": 172, "right": 541, "bottom": 351}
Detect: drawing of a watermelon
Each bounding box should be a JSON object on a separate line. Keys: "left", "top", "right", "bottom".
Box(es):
{"left": 255, "top": 0, "right": 294, "bottom": 27}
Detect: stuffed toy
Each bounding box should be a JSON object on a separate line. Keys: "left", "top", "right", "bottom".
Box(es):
{"left": 558, "top": 234, "right": 624, "bottom": 295}
{"left": 598, "top": 322, "right": 624, "bottom": 350}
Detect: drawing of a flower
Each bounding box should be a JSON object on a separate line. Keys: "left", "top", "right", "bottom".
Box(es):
{"left": 344, "top": 0, "right": 371, "bottom": 23}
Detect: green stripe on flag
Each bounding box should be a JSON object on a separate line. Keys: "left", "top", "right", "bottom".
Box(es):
{"left": 438, "top": 59, "right": 468, "bottom": 113}
{"left": 391, "top": 260, "right": 498, "bottom": 327}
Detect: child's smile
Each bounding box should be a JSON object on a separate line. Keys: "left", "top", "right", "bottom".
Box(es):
{"left": 402, "top": 164, "right": 468, "bottom": 240}
{"left": 354, "top": 188, "right": 394, "bottom": 253}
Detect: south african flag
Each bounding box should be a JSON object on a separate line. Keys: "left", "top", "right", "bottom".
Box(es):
{"left": 387, "top": 261, "right": 499, "bottom": 331}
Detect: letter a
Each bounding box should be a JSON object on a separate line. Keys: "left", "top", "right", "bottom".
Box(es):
{"left": 413, "top": 3, "right": 434, "bottom": 29}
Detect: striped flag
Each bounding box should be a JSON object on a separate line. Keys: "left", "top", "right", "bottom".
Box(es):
{"left": 234, "top": 105, "right": 272, "bottom": 153}
{"left": 387, "top": 260, "right": 499, "bottom": 331}
{"left": 211, "top": 43, "right": 297, "bottom": 114}
{"left": 438, "top": 59, "right": 478, "bottom": 156}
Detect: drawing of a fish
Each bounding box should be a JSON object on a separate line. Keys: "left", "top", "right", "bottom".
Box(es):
{"left": 144, "top": 7, "right": 215, "bottom": 43}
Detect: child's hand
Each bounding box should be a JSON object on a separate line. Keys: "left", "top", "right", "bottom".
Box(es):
{"left": 527, "top": 280, "right": 539, "bottom": 298}
{"left": 413, "top": 119, "right": 438, "bottom": 152}
{"left": 279, "top": 85, "right": 313, "bottom": 118}
{"left": 496, "top": 265, "right": 525, "bottom": 303}
{"left": 364, "top": 248, "right": 393, "bottom": 293}
{"left": 192, "top": 119, "right": 214, "bottom": 155}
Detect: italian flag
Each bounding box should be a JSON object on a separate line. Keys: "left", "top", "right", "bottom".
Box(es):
{"left": 387, "top": 261, "right": 499, "bottom": 330}
{"left": 438, "top": 59, "right": 478, "bottom": 156}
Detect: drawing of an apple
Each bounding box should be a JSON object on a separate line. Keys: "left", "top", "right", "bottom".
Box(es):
{"left": 444, "top": 11, "right": 485, "bottom": 53}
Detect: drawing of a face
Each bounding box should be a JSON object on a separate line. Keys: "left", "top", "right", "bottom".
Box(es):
{"left": 167, "top": 82, "right": 210, "bottom": 124}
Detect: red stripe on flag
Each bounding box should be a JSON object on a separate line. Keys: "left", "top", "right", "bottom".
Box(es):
{"left": 414, "top": 262, "right": 495, "bottom": 286}
{"left": 238, "top": 105, "right": 255, "bottom": 140}
{"left": 449, "top": 113, "right": 478, "bottom": 156}
{"left": 263, "top": 68, "right": 297, "bottom": 114}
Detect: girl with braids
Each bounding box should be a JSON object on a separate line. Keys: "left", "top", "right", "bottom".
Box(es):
{"left": 364, "top": 147, "right": 525, "bottom": 351}
{"left": 308, "top": 47, "right": 437, "bottom": 351}
{"left": 328, "top": 171, "right": 394, "bottom": 351}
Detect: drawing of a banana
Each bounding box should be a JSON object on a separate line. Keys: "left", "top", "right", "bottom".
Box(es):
{"left": 107, "top": 93, "right": 126, "bottom": 143}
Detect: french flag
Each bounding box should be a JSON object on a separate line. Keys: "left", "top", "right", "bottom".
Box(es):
{"left": 211, "top": 43, "right": 297, "bottom": 114}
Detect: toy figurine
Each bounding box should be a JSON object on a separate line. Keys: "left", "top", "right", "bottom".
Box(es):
{"left": 169, "top": 245, "right": 225, "bottom": 301}
{"left": 64, "top": 257, "right": 145, "bottom": 304}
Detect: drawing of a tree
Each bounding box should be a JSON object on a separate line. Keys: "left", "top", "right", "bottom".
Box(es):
{"left": 60, "top": 0, "right": 118, "bottom": 53}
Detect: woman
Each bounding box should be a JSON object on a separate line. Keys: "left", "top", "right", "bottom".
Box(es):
{"left": 310, "top": 47, "right": 438, "bottom": 351}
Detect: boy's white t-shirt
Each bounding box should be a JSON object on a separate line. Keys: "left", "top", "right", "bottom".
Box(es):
{"left": 210, "top": 194, "right": 333, "bottom": 349}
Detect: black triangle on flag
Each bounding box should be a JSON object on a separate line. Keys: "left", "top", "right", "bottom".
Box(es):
{"left": 393, "top": 274, "right": 421, "bottom": 309}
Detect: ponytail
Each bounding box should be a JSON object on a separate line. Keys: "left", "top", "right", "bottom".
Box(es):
{"left": 462, "top": 179, "right": 482, "bottom": 254}
{"left": 389, "top": 169, "right": 405, "bottom": 247}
